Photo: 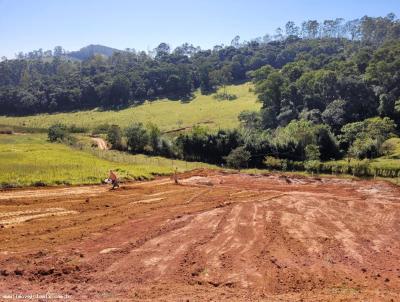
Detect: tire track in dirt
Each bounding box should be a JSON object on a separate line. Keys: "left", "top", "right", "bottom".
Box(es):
{"left": 1, "top": 170, "right": 400, "bottom": 301}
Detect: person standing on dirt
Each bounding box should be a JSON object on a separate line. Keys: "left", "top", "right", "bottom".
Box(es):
{"left": 109, "top": 170, "right": 119, "bottom": 189}
{"left": 173, "top": 167, "right": 179, "bottom": 184}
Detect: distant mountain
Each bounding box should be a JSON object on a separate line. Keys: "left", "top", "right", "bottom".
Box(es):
{"left": 67, "top": 44, "right": 121, "bottom": 60}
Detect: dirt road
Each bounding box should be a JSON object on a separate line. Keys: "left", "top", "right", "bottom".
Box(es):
{"left": 91, "top": 137, "right": 108, "bottom": 150}
{"left": 0, "top": 170, "right": 399, "bottom": 301}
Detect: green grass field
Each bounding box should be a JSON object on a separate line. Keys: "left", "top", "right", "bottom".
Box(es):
{"left": 384, "top": 137, "right": 400, "bottom": 159}
{"left": 1, "top": 132, "right": 398, "bottom": 188}
{"left": 0, "top": 134, "right": 215, "bottom": 188}
{"left": 0, "top": 83, "right": 260, "bottom": 131}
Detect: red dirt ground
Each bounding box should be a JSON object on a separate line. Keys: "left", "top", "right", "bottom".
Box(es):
{"left": 0, "top": 169, "right": 399, "bottom": 301}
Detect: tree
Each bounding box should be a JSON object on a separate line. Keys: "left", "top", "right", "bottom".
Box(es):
{"left": 302, "top": 20, "right": 320, "bottom": 39}
{"left": 262, "top": 34, "right": 271, "bottom": 44}
{"left": 322, "top": 20, "right": 336, "bottom": 38}
{"left": 238, "top": 110, "right": 262, "bottom": 129}
{"left": 147, "top": 123, "right": 161, "bottom": 153}
{"left": 250, "top": 65, "right": 275, "bottom": 83}
{"left": 277, "top": 99, "right": 298, "bottom": 126}
{"left": 53, "top": 46, "right": 64, "bottom": 57}
{"left": 255, "top": 71, "right": 285, "bottom": 111}
{"left": 378, "top": 94, "right": 395, "bottom": 117}
{"left": 261, "top": 107, "right": 278, "bottom": 130}
{"left": 274, "top": 27, "right": 284, "bottom": 41}
{"left": 231, "top": 35, "right": 241, "bottom": 48}
{"left": 322, "top": 99, "right": 348, "bottom": 130}
{"left": 48, "top": 123, "right": 68, "bottom": 142}
{"left": 107, "top": 125, "right": 123, "bottom": 150}
{"left": 224, "top": 146, "right": 251, "bottom": 169}
{"left": 125, "top": 123, "right": 149, "bottom": 153}
{"left": 1, "top": 14, "right": 399, "bottom": 129}
{"left": 341, "top": 117, "right": 396, "bottom": 158}
{"left": 109, "top": 75, "right": 130, "bottom": 107}
{"left": 315, "top": 125, "right": 340, "bottom": 160}
{"left": 155, "top": 43, "right": 171, "bottom": 59}
{"left": 285, "top": 21, "right": 299, "bottom": 37}
{"left": 209, "top": 65, "right": 232, "bottom": 96}
{"left": 348, "top": 137, "right": 378, "bottom": 159}
{"left": 344, "top": 19, "right": 361, "bottom": 40}
{"left": 305, "top": 144, "right": 320, "bottom": 160}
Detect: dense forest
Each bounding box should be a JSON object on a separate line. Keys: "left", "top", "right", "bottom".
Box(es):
{"left": 3, "top": 14, "right": 400, "bottom": 174}
{"left": 1, "top": 14, "right": 399, "bottom": 117}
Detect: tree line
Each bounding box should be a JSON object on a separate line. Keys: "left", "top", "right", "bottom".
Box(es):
{"left": 1, "top": 14, "right": 399, "bottom": 115}
{"left": 47, "top": 112, "right": 396, "bottom": 175}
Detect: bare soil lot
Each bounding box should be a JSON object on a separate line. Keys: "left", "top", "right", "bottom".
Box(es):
{"left": 0, "top": 170, "right": 399, "bottom": 301}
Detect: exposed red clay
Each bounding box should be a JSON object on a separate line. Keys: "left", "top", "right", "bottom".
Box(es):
{"left": 0, "top": 169, "right": 399, "bottom": 301}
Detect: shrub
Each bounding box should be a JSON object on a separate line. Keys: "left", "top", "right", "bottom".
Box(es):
{"left": 224, "top": 147, "right": 251, "bottom": 169}
{"left": 107, "top": 125, "right": 123, "bottom": 150}
{"left": 147, "top": 123, "right": 161, "bottom": 154}
{"left": 350, "top": 159, "right": 371, "bottom": 176}
{"left": 305, "top": 144, "right": 320, "bottom": 161}
{"left": 348, "top": 137, "right": 378, "bottom": 159}
{"left": 304, "top": 160, "right": 321, "bottom": 174}
{"left": 48, "top": 123, "right": 68, "bottom": 142}
{"left": 264, "top": 156, "right": 286, "bottom": 170}
{"left": 125, "top": 123, "right": 149, "bottom": 153}
{"left": 213, "top": 93, "right": 237, "bottom": 101}
{"left": 380, "top": 139, "right": 398, "bottom": 157}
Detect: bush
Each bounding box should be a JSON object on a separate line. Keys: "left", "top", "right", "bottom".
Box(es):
{"left": 48, "top": 123, "right": 69, "bottom": 142}
{"left": 304, "top": 160, "right": 321, "bottom": 174}
{"left": 348, "top": 137, "right": 378, "bottom": 159}
{"left": 380, "top": 139, "right": 398, "bottom": 157}
{"left": 158, "top": 138, "right": 176, "bottom": 158}
{"left": 350, "top": 159, "right": 371, "bottom": 176}
{"left": 125, "top": 123, "right": 149, "bottom": 153}
{"left": 238, "top": 110, "right": 262, "bottom": 129}
{"left": 264, "top": 156, "right": 286, "bottom": 170}
{"left": 107, "top": 125, "right": 123, "bottom": 150}
{"left": 213, "top": 93, "right": 237, "bottom": 101}
{"left": 305, "top": 144, "right": 320, "bottom": 161}
{"left": 147, "top": 123, "right": 161, "bottom": 154}
{"left": 224, "top": 147, "right": 251, "bottom": 169}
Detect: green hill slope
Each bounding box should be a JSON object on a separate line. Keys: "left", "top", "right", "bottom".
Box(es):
{"left": 0, "top": 83, "right": 259, "bottom": 131}
{"left": 0, "top": 134, "right": 214, "bottom": 187}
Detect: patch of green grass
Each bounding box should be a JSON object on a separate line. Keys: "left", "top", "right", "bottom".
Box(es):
{"left": 384, "top": 137, "right": 400, "bottom": 159}
{"left": 0, "top": 134, "right": 215, "bottom": 188}
{"left": 323, "top": 158, "right": 400, "bottom": 170}
{"left": 243, "top": 168, "right": 356, "bottom": 180}
{"left": 0, "top": 83, "right": 260, "bottom": 131}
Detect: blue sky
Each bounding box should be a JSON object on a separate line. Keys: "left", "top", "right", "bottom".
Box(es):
{"left": 0, "top": 0, "right": 399, "bottom": 58}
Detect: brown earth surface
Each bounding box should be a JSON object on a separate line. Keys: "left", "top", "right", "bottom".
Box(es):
{"left": 91, "top": 137, "right": 108, "bottom": 150}
{"left": 0, "top": 169, "right": 400, "bottom": 301}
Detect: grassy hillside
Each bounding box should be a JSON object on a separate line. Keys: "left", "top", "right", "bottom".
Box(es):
{"left": 0, "top": 134, "right": 214, "bottom": 187}
{"left": 0, "top": 83, "right": 259, "bottom": 131}
{"left": 384, "top": 138, "right": 400, "bottom": 159}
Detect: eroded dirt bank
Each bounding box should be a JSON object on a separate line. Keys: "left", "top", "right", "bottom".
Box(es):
{"left": 0, "top": 170, "right": 399, "bottom": 301}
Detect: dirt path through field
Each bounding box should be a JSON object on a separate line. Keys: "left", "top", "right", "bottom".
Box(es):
{"left": 91, "top": 137, "right": 108, "bottom": 150}
{"left": 0, "top": 170, "right": 399, "bottom": 301}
